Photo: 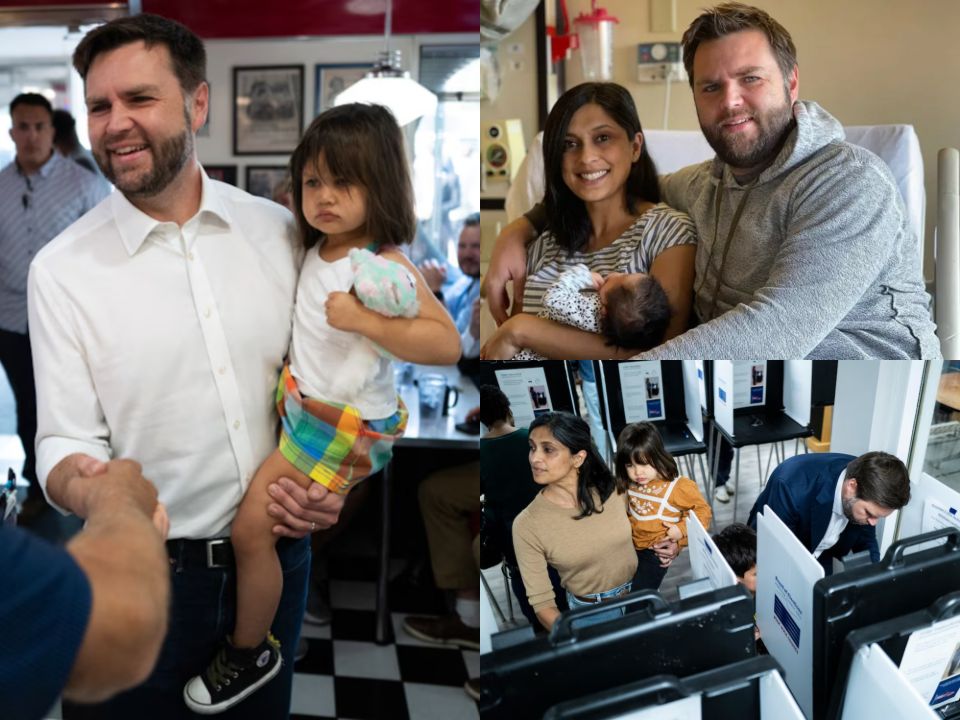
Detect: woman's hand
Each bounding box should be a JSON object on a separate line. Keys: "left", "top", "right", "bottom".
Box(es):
{"left": 481, "top": 217, "right": 535, "bottom": 324}
{"left": 651, "top": 536, "right": 681, "bottom": 568}
{"left": 480, "top": 315, "right": 524, "bottom": 359}
{"left": 663, "top": 522, "right": 683, "bottom": 542}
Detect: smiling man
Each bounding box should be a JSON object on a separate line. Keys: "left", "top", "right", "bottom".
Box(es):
{"left": 747, "top": 451, "right": 911, "bottom": 575}
{"left": 482, "top": 2, "right": 940, "bottom": 360}
{"left": 27, "top": 14, "right": 343, "bottom": 720}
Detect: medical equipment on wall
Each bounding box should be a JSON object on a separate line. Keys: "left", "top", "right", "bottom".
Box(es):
{"left": 635, "top": 42, "right": 687, "bottom": 129}
{"left": 573, "top": 1, "right": 619, "bottom": 80}
{"left": 482, "top": 119, "right": 526, "bottom": 190}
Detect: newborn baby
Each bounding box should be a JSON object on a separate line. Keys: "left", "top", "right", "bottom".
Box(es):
{"left": 512, "top": 264, "right": 671, "bottom": 360}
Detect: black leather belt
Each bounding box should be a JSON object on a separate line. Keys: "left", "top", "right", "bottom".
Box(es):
{"left": 573, "top": 587, "right": 629, "bottom": 604}
{"left": 166, "top": 537, "right": 234, "bottom": 569}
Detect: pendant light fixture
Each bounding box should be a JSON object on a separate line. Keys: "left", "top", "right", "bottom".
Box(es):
{"left": 335, "top": 0, "right": 438, "bottom": 126}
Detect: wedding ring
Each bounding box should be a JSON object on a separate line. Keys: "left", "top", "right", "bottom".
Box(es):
{"left": 310, "top": 521, "right": 317, "bottom": 532}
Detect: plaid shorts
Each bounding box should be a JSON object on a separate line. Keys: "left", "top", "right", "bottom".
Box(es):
{"left": 276, "top": 365, "right": 408, "bottom": 495}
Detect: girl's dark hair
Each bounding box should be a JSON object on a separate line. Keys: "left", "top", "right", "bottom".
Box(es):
{"left": 289, "top": 103, "right": 415, "bottom": 250}
{"left": 712, "top": 523, "right": 757, "bottom": 577}
{"left": 542, "top": 82, "right": 660, "bottom": 254}
{"left": 529, "top": 412, "right": 618, "bottom": 519}
{"left": 615, "top": 422, "right": 678, "bottom": 485}
{"left": 479, "top": 385, "right": 512, "bottom": 427}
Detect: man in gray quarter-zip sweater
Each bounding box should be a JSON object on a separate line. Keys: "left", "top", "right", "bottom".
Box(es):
{"left": 481, "top": 3, "right": 940, "bottom": 360}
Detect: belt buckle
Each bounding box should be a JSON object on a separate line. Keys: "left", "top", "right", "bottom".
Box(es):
{"left": 206, "top": 538, "right": 229, "bottom": 568}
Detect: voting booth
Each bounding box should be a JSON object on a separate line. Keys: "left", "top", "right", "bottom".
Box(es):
{"left": 542, "top": 656, "right": 804, "bottom": 720}
{"left": 480, "top": 585, "right": 757, "bottom": 719}
{"left": 594, "top": 360, "right": 708, "bottom": 488}
{"left": 479, "top": 361, "right": 578, "bottom": 428}
{"left": 812, "top": 527, "right": 960, "bottom": 720}
{"left": 712, "top": 361, "right": 814, "bottom": 521}
{"left": 755, "top": 505, "right": 825, "bottom": 719}
{"left": 830, "top": 591, "right": 960, "bottom": 720}
{"left": 686, "top": 511, "right": 738, "bottom": 596}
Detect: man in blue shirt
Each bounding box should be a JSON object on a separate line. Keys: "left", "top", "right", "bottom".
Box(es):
{"left": 1, "top": 458, "right": 169, "bottom": 719}
{"left": 0, "top": 93, "right": 108, "bottom": 523}
{"left": 420, "top": 213, "right": 481, "bottom": 359}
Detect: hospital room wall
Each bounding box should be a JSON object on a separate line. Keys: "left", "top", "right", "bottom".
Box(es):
{"left": 488, "top": 0, "right": 960, "bottom": 284}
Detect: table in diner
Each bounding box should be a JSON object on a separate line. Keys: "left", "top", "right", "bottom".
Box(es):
{"left": 374, "top": 364, "right": 479, "bottom": 644}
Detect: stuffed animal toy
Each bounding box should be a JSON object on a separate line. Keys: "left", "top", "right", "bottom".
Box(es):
{"left": 337, "top": 247, "right": 420, "bottom": 396}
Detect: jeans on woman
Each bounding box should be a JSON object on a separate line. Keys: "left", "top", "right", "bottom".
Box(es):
{"left": 564, "top": 579, "right": 632, "bottom": 629}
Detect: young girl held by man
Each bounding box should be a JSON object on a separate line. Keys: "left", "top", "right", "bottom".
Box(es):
{"left": 183, "top": 103, "right": 461, "bottom": 714}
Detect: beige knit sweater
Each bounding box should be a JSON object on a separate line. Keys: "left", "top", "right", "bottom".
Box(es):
{"left": 512, "top": 489, "right": 637, "bottom": 613}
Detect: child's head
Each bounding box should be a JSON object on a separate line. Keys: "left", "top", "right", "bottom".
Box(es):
{"left": 713, "top": 523, "right": 758, "bottom": 594}
{"left": 542, "top": 82, "right": 661, "bottom": 254}
{"left": 615, "top": 422, "right": 678, "bottom": 487}
{"left": 289, "top": 103, "right": 415, "bottom": 250}
{"left": 599, "top": 272, "right": 672, "bottom": 350}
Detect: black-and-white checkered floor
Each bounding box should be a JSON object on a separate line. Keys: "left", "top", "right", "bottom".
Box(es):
{"left": 291, "top": 576, "right": 479, "bottom": 720}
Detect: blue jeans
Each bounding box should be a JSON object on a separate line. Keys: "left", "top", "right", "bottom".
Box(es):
{"left": 63, "top": 535, "right": 311, "bottom": 720}
{"left": 564, "top": 580, "right": 632, "bottom": 629}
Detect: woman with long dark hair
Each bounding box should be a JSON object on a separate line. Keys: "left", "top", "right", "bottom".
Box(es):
{"left": 482, "top": 82, "right": 697, "bottom": 359}
{"left": 512, "top": 412, "right": 637, "bottom": 630}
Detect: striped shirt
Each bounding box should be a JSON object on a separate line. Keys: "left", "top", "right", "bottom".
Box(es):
{"left": 522, "top": 203, "right": 697, "bottom": 314}
{"left": 0, "top": 153, "right": 108, "bottom": 333}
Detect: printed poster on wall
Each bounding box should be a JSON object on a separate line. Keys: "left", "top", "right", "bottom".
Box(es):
{"left": 494, "top": 367, "right": 553, "bottom": 429}
{"left": 735, "top": 361, "right": 767, "bottom": 408}
{"left": 618, "top": 361, "right": 664, "bottom": 423}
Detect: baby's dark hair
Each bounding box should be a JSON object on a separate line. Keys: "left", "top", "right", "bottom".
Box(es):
{"left": 289, "top": 103, "right": 415, "bottom": 250}
{"left": 602, "top": 275, "right": 672, "bottom": 350}
{"left": 712, "top": 523, "right": 757, "bottom": 578}
{"left": 479, "top": 385, "right": 512, "bottom": 427}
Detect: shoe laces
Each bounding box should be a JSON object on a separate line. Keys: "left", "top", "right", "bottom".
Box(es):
{"left": 205, "top": 646, "right": 243, "bottom": 692}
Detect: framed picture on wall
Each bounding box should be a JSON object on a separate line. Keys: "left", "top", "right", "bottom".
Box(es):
{"left": 203, "top": 164, "right": 237, "bottom": 186}
{"left": 233, "top": 65, "right": 304, "bottom": 155}
{"left": 314, "top": 63, "right": 370, "bottom": 115}
{"left": 245, "top": 165, "right": 289, "bottom": 201}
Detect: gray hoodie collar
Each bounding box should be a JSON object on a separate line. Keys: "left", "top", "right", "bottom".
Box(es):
{"left": 712, "top": 100, "right": 845, "bottom": 188}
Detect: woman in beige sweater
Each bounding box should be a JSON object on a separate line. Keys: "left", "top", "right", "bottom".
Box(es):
{"left": 512, "top": 412, "right": 637, "bottom": 631}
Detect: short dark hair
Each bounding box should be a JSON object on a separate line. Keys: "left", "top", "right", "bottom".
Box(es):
{"left": 681, "top": 2, "right": 797, "bottom": 89}
{"left": 615, "top": 422, "right": 678, "bottom": 487}
{"left": 713, "top": 522, "right": 757, "bottom": 578}
{"left": 542, "top": 82, "right": 660, "bottom": 254}
{"left": 479, "top": 385, "right": 511, "bottom": 427}
{"left": 52, "top": 109, "right": 80, "bottom": 149}
{"left": 530, "top": 412, "right": 618, "bottom": 518}
{"left": 602, "top": 275, "right": 671, "bottom": 350}
{"left": 9, "top": 93, "right": 53, "bottom": 120}
{"left": 463, "top": 212, "right": 480, "bottom": 228}
{"left": 73, "top": 13, "right": 207, "bottom": 93}
{"left": 846, "top": 451, "right": 911, "bottom": 510}
{"left": 289, "top": 103, "right": 415, "bottom": 250}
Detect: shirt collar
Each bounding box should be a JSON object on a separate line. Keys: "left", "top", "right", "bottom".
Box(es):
{"left": 831, "top": 468, "right": 847, "bottom": 518}
{"left": 17, "top": 150, "right": 59, "bottom": 180}
{"left": 113, "top": 166, "right": 234, "bottom": 256}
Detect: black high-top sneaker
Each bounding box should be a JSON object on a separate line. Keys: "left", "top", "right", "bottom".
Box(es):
{"left": 183, "top": 634, "right": 282, "bottom": 714}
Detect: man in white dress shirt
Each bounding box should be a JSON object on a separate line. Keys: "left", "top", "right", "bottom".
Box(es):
{"left": 27, "top": 14, "right": 340, "bottom": 719}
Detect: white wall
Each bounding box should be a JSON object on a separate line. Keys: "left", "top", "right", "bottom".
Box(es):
{"left": 199, "top": 32, "right": 474, "bottom": 185}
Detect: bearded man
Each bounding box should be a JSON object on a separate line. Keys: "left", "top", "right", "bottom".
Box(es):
{"left": 747, "top": 451, "right": 911, "bottom": 575}
{"left": 27, "top": 13, "right": 342, "bottom": 720}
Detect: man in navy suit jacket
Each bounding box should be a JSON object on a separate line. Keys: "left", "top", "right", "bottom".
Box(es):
{"left": 747, "top": 452, "right": 911, "bottom": 573}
